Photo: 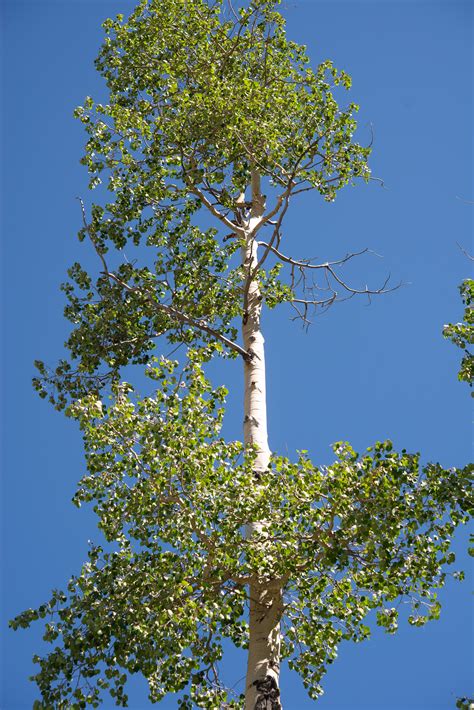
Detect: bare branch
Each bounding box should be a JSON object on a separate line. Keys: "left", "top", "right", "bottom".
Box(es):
{"left": 456, "top": 242, "right": 474, "bottom": 261}
{"left": 369, "top": 176, "right": 387, "bottom": 189}
{"left": 254, "top": 238, "right": 400, "bottom": 324}
{"left": 327, "top": 266, "right": 396, "bottom": 297}
{"left": 187, "top": 181, "right": 246, "bottom": 235}
{"left": 256, "top": 243, "right": 374, "bottom": 270}
{"left": 226, "top": 0, "right": 240, "bottom": 22}
{"left": 291, "top": 185, "right": 317, "bottom": 196}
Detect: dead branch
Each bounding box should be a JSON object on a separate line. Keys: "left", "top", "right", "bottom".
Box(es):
{"left": 456, "top": 242, "right": 474, "bottom": 261}
{"left": 255, "top": 240, "right": 400, "bottom": 325}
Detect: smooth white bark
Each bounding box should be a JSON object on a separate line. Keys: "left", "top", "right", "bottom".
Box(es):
{"left": 242, "top": 172, "right": 282, "bottom": 710}
{"left": 245, "top": 582, "right": 283, "bottom": 710}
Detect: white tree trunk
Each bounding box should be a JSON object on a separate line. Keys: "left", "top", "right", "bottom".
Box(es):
{"left": 242, "top": 171, "right": 283, "bottom": 710}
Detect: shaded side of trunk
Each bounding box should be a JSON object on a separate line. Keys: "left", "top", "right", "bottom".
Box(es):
{"left": 242, "top": 172, "right": 282, "bottom": 710}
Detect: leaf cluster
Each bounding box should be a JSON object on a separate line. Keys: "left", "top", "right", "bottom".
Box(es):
{"left": 33, "top": 0, "right": 373, "bottom": 408}
{"left": 13, "top": 357, "right": 473, "bottom": 707}
{"left": 443, "top": 279, "right": 474, "bottom": 391}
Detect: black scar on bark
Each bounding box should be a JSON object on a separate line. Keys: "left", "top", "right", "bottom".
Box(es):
{"left": 253, "top": 676, "right": 282, "bottom": 710}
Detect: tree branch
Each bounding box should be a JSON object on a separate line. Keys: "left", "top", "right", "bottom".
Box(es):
{"left": 77, "top": 197, "right": 110, "bottom": 274}
{"left": 179, "top": 154, "right": 246, "bottom": 235}
{"left": 255, "top": 239, "right": 400, "bottom": 325}
{"left": 256, "top": 243, "right": 373, "bottom": 270}
{"left": 188, "top": 182, "right": 246, "bottom": 235}
{"left": 105, "top": 271, "right": 251, "bottom": 360}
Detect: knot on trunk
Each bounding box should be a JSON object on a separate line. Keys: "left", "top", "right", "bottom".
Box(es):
{"left": 244, "top": 347, "right": 260, "bottom": 363}
{"left": 253, "top": 675, "right": 281, "bottom": 710}
{"left": 244, "top": 414, "right": 259, "bottom": 427}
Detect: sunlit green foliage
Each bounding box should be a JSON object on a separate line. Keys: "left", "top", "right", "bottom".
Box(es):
{"left": 12, "top": 356, "right": 473, "bottom": 706}
{"left": 13, "top": 0, "right": 473, "bottom": 707}
{"left": 444, "top": 279, "right": 474, "bottom": 391}
{"left": 32, "top": 0, "right": 370, "bottom": 411}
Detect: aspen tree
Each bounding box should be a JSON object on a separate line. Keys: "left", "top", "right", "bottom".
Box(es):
{"left": 11, "top": 1, "right": 472, "bottom": 708}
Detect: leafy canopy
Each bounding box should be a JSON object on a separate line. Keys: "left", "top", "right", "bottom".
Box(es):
{"left": 12, "top": 354, "right": 474, "bottom": 707}
{"left": 33, "top": 0, "right": 370, "bottom": 410}
{"left": 13, "top": 0, "right": 473, "bottom": 707}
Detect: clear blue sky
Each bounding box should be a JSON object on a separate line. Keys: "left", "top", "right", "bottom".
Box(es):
{"left": 1, "top": 1, "right": 472, "bottom": 708}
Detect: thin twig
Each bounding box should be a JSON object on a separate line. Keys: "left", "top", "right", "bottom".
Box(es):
{"left": 456, "top": 242, "right": 474, "bottom": 261}
{"left": 257, "top": 243, "right": 374, "bottom": 270}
